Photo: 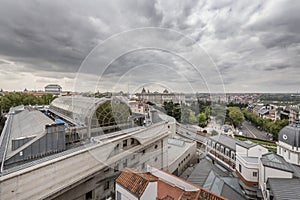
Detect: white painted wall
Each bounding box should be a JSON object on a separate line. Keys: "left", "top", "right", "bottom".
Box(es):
{"left": 236, "top": 145, "right": 247, "bottom": 155}
{"left": 265, "top": 167, "right": 293, "bottom": 189}
{"left": 141, "top": 182, "right": 157, "bottom": 200}
{"left": 116, "top": 183, "right": 138, "bottom": 200}
{"left": 258, "top": 161, "right": 265, "bottom": 192}
{"left": 236, "top": 157, "right": 258, "bottom": 182}
{"left": 248, "top": 145, "right": 268, "bottom": 157}
{"left": 278, "top": 145, "right": 300, "bottom": 165}
{"left": 167, "top": 141, "right": 197, "bottom": 174}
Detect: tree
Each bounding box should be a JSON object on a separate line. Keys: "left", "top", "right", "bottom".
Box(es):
{"left": 227, "top": 107, "right": 244, "bottom": 128}
{"left": 0, "top": 93, "right": 56, "bottom": 112}
{"left": 173, "top": 103, "right": 181, "bottom": 122}
{"left": 211, "top": 104, "right": 226, "bottom": 124}
{"left": 198, "top": 113, "right": 207, "bottom": 128}
{"left": 189, "top": 111, "right": 198, "bottom": 124}
{"left": 162, "top": 101, "right": 181, "bottom": 122}
{"left": 181, "top": 106, "right": 190, "bottom": 124}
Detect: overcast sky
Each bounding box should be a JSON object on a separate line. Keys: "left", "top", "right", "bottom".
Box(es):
{"left": 0, "top": 0, "right": 299, "bottom": 93}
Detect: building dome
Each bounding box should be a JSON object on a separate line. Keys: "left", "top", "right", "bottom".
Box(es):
{"left": 163, "top": 89, "right": 169, "bottom": 94}
{"left": 278, "top": 124, "right": 300, "bottom": 147}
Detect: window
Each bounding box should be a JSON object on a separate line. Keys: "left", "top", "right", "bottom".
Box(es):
{"left": 154, "top": 144, "right": 158, "bottom": 149}
{"left": 117, "top": 191, "right": 122, "bottom": 200}
{"left": 155, "top": 157, "right": 158, "bottom": 162}
{"left": 104, "top": 181, "right": 109, "bottom": 190}
{"left": 142, "top": 149, "right": 146, "bottom": 154}
{"left": 288, "top": 151, "right": 291, "bottom": 160}
{"left": 123, "top": 140, "right": 127, "bottom": 148}
{"left": 141, "top": 162, "right": 145, "bottom": 169}
{"left": 131, "top": 138, "right": 135, "bottom": 145}
{"left": 221, "top": 146, "right": 224, "bottom": 154}
{"left": 253, "top": 172, "right": 258, "bottom": 177}
{"left": 86, "top": 191, "right": 93, "bottom": 200}
{"left": 225, "top": 149, "right": 229, "bottom": 157}
{"left": 123, "top": 159, "right": 127, "bottom": 168}
{"left": 239, "top": 164, "right": 242, "bottom": 173}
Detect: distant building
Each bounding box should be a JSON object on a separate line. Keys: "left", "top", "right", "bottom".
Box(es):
{"left": 248, "top": 103, "right": 279, "bottom": 120}
{"left": 287, "top": 104, "right": 300, "bottom": 124}
{"left": 128, "top": 101, "right": 150, "bottom": 115}
{"left": 115, "top": 166, "right": 227, "bottom": 200}
{"left": 136, "top": 88, "right": 185, "bottom": 105}
{"left": 45, "top": 84, "right": 62, "bottom": 95}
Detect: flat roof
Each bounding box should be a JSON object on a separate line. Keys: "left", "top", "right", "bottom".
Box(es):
{"left": 167, "top": 138, "right": 195, "bottom": 166}
{"left": 240, "top": 156, "right": 258, "bottom": 164}
{"left": 236, "top": 140, "right": 257, "bottom": 149}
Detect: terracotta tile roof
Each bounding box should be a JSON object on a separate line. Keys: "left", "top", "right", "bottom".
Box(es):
{"left": 117, "top": 167, "right": 227, "bottom": 200}
{"left": 158, "top": 179, "right": 185, "bottom": 200}
{"left": 116, "top": 168, "right": 158, "bottom": 197}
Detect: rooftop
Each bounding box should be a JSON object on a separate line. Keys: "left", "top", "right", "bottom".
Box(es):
{"left": 167, "top": 138, "right": 195, "bottom": 166}
{"left": 240, "top": 156, "right": 259, "bottom": 164}
{"left": 8, "top": 110, "right": 53, "bottom": 152}
{"left": 261, "top": 153, "right": 294, "bottom": 173}
{"left": 236, "top": 140, "right": 258, "bottom": 149}
{"left": 210, "top": 134, "right": 242, "bottom": 150}
{"left": 187, "top": 158, "right": 227, "bottom": 186}
{"left": 187, "top": 159, "right": 244, "bottom": 200}
{"left": 278, "top": 123, "right": 300, "bottom": 147}
{"left": 116, "top": 168, "right": 158, "bottom": 198}
{"left": 203, "top": 170, "right": 244, "bottom": 200}
{"left": 268, "top": 178, "right": 300, "bottom": 200}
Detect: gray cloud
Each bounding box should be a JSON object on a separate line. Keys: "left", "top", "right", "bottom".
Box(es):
{"left": 0, "top": 0, "right": 299, "bottom": 92}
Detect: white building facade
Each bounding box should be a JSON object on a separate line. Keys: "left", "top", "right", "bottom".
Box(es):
{"left": 277, "top": 123, "right": 300, "bottom": 165}
{"left": 235, "top": 142, "right": 268, "bottom": 199}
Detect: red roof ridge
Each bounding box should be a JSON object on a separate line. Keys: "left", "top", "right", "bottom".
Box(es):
{"left": 116, "top": 168, "right": 158, "bottom": 197}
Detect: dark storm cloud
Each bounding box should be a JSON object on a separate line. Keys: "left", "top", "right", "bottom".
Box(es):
{"left": 0, "top": 0, "right": 299, "bottom": 92}
{"left": 264, "top": 64, "right": 291, "bottom": 72}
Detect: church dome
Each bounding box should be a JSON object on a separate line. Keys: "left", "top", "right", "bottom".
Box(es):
{"left": 278, "top": 124, "right": 300, "bottom": 147}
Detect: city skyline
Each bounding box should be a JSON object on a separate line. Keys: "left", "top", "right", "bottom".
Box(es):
{"left": 0, "top": 1, "right": 300, "bottom": 93}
